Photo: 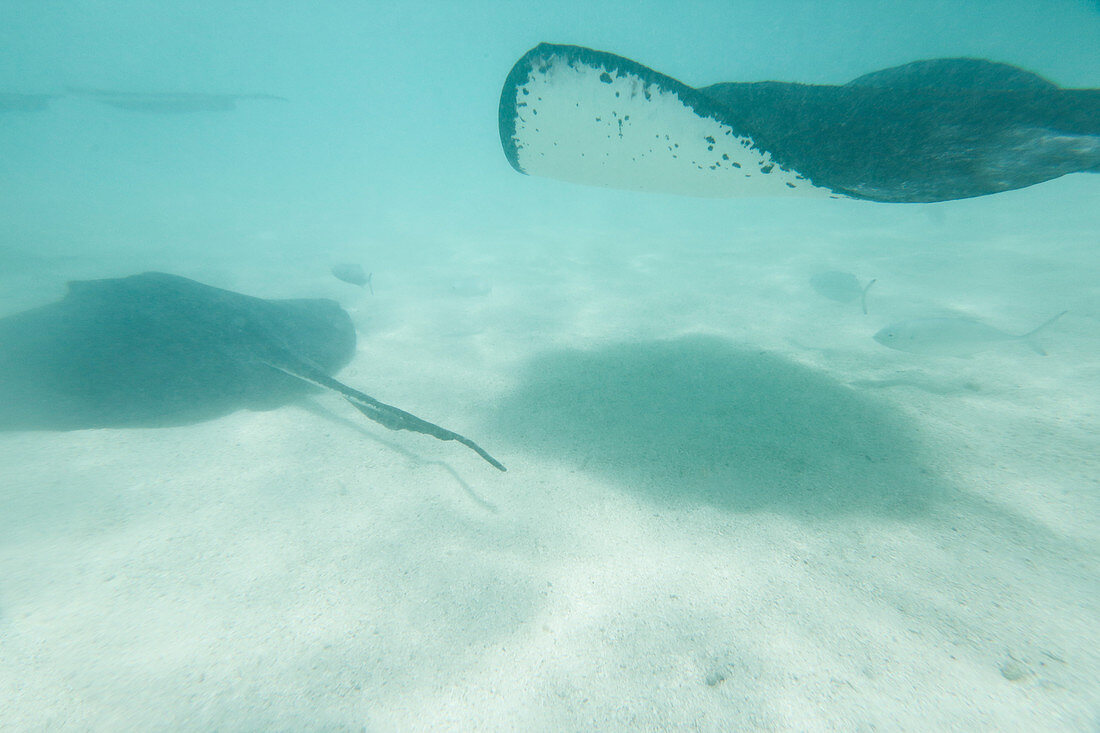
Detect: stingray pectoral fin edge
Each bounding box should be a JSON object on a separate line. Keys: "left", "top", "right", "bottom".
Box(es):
{"left": 499, "top": 43, "right": 832, "bottom": 198}
{"left": 264, "top": 357, "right": 506, "bottom": 471}
{"left": 501, "top": 44, "right": 1100, "bottom": 203}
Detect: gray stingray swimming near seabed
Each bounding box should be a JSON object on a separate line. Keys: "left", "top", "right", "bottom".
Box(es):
{"left": 66, "top": 86, "right": 287, "bottom": 113}
{"left": 0, "top": 272, "right": 504, "bottom": 470}
{"left": 873, "top": 311, "right": 1067, "bottom": 357}
{"left": 0, "top": 93, "right": 59, "bottom": 113}
{"left": 499, "top": 44, "right": 1100, "bottom": 203}
{"left": 810, "top": 271, "right": 876, "bottom": 314}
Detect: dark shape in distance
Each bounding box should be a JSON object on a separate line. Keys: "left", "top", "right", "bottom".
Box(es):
{"left": 0, "top": 93, "right": 59, "bottom": 113}
{"left": 67, "top": 86, "right": 287, "bottom": 113}
{"left": 0, "top": 272, "right": 503, "bottom": 470}
{"left": 499, "top": 44, "right": 1100, "bottom": 203}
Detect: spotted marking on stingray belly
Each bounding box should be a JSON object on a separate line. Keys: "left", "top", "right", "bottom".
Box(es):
{"left": 507, "top": 50, "right": 829, "bottom": 198}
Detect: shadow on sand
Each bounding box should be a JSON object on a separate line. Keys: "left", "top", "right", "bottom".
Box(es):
{"left": 493, "top": 335, "right": 950, "bottom": 517}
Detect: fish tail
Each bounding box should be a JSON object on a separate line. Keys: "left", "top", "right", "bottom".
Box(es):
{"left": 1021, "top": 310, "right": 1068, "bottom": 355}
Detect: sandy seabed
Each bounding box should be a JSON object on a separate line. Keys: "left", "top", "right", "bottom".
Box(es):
{"left": 1, "top": 181, "right": 1098, "bottom": 731}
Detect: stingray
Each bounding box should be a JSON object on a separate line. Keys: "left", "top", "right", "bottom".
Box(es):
{"left": 499, "top": 44, "right": 1100, "bottom": 203}
{"left": 0, "top": 272, "right": 504, "bottom": 470}
{"left": 0, "top": 93, "right": 59, "bottom": 113}
{"left": 66, "top": 86, "right": 287, "bottom": 113}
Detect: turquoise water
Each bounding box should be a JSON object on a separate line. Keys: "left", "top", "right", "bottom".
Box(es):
{"left": 2, "top": 2, "right": 1098, "bottom": 730}
{"left": 3, "top": 1, "right": 1098, "bottom": 262}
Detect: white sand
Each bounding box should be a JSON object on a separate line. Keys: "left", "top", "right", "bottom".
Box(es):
{"left": 1, "top": 177, "right": 1098, "bottom": 731}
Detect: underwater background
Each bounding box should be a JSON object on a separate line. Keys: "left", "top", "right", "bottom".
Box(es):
{"left": 1, "top": 1, "right": 1098, "bottom": 729}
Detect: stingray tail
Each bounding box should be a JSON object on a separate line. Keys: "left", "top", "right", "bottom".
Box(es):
{"left": 264, "top": 358, "right": 506, "bottom": 471}
{"left": 860, "top": 279, "right": 877, "bottom": 315}
{"left": 342, "top": 394, "right": 506, "bottom": 471}
{"left": 1020, "top": 310, "right": 1068, "bottom": 355}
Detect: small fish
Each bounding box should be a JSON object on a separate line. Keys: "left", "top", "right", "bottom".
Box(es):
{"left": 874, "top": 311, "right": 1067, "bottom": 357}
{"left": 810, "top": 271, "right": 876, "bottom": 314}
{"left": 331, "top": 263, "right": 373, "bottom": 293}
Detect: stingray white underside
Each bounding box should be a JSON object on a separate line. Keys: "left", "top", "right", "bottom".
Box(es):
{"left": 507, "top": 50, "right": 833, "bottom": 198}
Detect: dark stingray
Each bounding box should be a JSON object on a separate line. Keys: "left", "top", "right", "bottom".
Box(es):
{"left": 0, "top": 272, "right": 504, "bottom": 470}
{"left": 66, "top": 87, "right": 287, "bottom": 113}
{"left": 499, "top": 44, "right": 1100, "bottom": 202}
{"left": 0, "top": 93, "right": 59, "bottom": 113}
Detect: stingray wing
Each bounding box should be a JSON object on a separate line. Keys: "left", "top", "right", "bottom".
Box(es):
{"left": 499, "top": 44, "right": 1100, "bottom": 203}
{"left": 499, "top": 43, "right": 829, "bottom": 199}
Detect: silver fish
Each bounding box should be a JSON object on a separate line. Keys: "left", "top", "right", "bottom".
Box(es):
{"left": 331, "top": 263, "right": 373, "bottom": 293}
{"left": 810, "top": 271, "right": 877, "bottom": 314}
{"left": 874, "top": 311, "right": 1066, "bottom": 356}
